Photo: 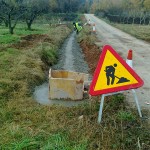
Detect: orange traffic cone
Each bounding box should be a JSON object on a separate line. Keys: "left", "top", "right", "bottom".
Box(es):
{"left": 126, "top": 50, "right": 133, "bottom": 68}
{"left": 93, "top": 23, "right": 96, "bottom": 33}
{"left": 88, "top": 19, "right": 91, "bottom": 25}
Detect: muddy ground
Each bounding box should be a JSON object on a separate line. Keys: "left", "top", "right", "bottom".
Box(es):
{"left": 11, "top": 34, "right": 49, "bottom": 50}
{"left": 80, "top": 40, "right": 102, "bottom": 74}
{"left": 34, "top": 31, "right": 96, "bottom": 106}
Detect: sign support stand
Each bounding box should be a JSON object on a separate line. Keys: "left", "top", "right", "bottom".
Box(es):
{"left": 98, "top": 90, "right": 142, "bottom": 124}
{"left": 132, "top": 89, "right": 142, "bottom": 117}
{"left": 98, "top": 94, "right": 105, "bottom": 123}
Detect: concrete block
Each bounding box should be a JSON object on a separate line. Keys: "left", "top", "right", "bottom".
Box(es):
{"left": 49, "top": 69, "right": 89, "bottom": 100}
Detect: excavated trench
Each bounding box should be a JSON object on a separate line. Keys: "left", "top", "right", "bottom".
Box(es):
{"left": 34, "top": 32, "right": 90, "bottom": 107}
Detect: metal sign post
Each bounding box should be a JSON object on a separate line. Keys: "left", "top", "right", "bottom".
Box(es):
{"left": 98, "top": 90, "right": 142, "bottom": 123}
{"left": 89, "top": 45, "right": 144, "bottom": 124}
{"left": 132, "top": 89, "right": 142, "bottom": 117}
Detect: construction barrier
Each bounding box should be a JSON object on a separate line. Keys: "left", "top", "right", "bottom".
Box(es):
{"left": 49, "top": 69, "right": 89, "bottom": 100}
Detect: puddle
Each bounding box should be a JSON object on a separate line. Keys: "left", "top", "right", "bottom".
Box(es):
{"left": 34, "top": 82, "right": 88, "bottom": 107}
{"left": 33, "top": 32, "right": 90, "bottom": 107}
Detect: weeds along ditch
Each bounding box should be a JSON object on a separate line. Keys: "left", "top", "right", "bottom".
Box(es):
{"left": 0, "top": 23, "right": 150, "bottom": 149}
{"left": 34, "top": 31, "right": 90, "bottom": 106}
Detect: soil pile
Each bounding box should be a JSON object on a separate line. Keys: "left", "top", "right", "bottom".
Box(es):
{"left": 80, "top": 40, "right": 102, "bottom": 74}
{"left": 11, "top": 34, "right": 49, "bottom": 50}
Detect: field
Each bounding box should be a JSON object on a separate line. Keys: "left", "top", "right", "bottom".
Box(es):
{"left": 0, "top": 20, "right": 150, "bottom": 149}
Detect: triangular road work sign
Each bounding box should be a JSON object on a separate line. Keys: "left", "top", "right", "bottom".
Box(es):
{"left": 89, "top": 45, "right": 144, "bottom": 96}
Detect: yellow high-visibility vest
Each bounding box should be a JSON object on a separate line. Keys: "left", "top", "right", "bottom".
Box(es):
{"left": 75, "top": 23, "right": 82, "bottom": 32}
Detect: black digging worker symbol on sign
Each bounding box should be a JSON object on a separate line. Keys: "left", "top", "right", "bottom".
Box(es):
{"left": 105, "top": 63, "right": 130, "bottom": 85}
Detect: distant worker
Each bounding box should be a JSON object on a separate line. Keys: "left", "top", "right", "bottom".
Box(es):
{"left": 105, "top": 63, "right": 117, "bottom": 85}
{"left": 73, "top": 22, "right": 82, "bottom": 34}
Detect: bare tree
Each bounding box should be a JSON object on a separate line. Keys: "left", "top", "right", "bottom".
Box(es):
{"left": 0, "top": 0, "right": 26, "bottom": 34}
{"left": 23, "top": 0, "right": 50, "bottom": 30}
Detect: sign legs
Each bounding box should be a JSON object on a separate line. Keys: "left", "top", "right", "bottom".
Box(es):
{"left": 98, "top": 94, "right": 105, "bottom": 123}
{"left": 132, "top": 89, "right": 142, "bottom": 117}
{"left": 98, "top": 90, "right": 142, "bottom": 124}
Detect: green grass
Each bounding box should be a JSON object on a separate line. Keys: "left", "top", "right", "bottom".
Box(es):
{"left": 97, "top": 17, "right": 150, "bottom": 42}
{"left": 15, "top": 23, "right": 50, "bottom": 35}
{"left": 41, "top": 45, "right": 58, "bottom": 66}
{"left": 117, "top": 111, "right": 136, "bottom": 121}
{"left": 0, "top": 95, "right": 149, "bottom": 150}
{"left": 1, "top": 132, "right": 88, "bottom": 150}
{"left": 111, "top": 23, "right": 150, "bottom": 42}
{"left": 0, "top": 23, "right": 51, "bottom": 44}
{"left": 77, "top": 26, "right": 97, "bottom": 44}
{"left": 0, "top": 35, "right": 20, "bottom": 44}
{"left": 0, "top": 18, "right": 149, "bottom": 150}
{"left": 0, "top": 48, "right": 21, "bottom": 72}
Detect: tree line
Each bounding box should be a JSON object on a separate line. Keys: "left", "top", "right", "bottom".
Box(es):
{"left": 91, "top": 0, "right": 150, "bottom": 25}
{"left": 0, "top": 0, "right": 88, "bottom": 34}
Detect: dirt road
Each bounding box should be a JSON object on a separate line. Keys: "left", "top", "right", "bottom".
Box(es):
{"left": 85, "top": 14, "right": 150, "bottom": 111}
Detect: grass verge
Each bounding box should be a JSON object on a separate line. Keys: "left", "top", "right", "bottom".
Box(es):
{"left": 112, "top": 23, "right": 150, "bottom": 42}
{"left": 0, "top": 23, "right": 50, "bottom": 44}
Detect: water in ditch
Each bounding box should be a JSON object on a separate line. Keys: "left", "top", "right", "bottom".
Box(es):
{"left": 33, "top": 32, "right": 90, "bottom": 107}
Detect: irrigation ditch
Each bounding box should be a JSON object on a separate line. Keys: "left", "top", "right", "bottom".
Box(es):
{"left": 34, "top": 31, "right": 91, "bottom": 106}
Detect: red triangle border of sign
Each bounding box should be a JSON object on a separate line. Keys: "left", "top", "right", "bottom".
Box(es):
{"left": 89, "top": 45, "right": 144, "bottom": 96}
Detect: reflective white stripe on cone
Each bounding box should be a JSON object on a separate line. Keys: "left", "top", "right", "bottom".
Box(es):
{"left": 88, "top": 19, "right": 91, "bottom": 25}
{"left": 126, "top": 50, "right": 133, "bottom": 68}
{"left": 93, "top": 23, "right": 96, "bottom": 33}
{"left": 126, "top": 49, "right": 142, "bottom": 118}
